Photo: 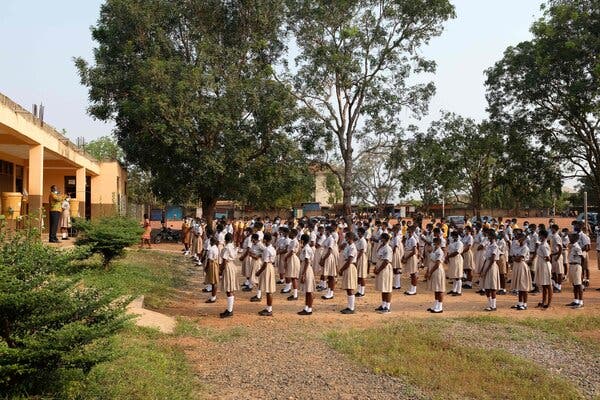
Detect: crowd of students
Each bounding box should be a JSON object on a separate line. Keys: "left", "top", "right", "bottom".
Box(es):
{"left": 177, "top": 215, "right": 598, "bottom": 318}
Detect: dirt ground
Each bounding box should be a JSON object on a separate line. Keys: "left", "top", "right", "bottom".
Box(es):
{"left": 146, "top": 241, "right": 600, "bottom": 400}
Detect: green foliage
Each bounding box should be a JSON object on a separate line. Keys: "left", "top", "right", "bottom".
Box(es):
{"left": 85, "top": 135, "right": 124, "bottom": 162}
{"left": 74, "top": 216, "right": 143, "bottom": 268}
{"left": 285, "top": 0, "right": 455, "bottom": 215}
{"left": 486, "top": 0, "right": 600, "bottom": 208}
{"left": 0, "top": 227, "right": 128, "bottom": 395}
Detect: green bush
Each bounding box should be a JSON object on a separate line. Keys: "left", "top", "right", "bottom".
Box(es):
{"left": 74, "top": 216, "right": 143, "bottom": 268}
{"left": 0, "top": 226, "right": 129, "bottom": 396}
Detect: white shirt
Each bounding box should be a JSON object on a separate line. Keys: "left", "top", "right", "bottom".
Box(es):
{"left": 485, "top": 241, "right": 499, "bottom": 261}
{"left": 300, "top": 244, "right": 314, "bottom": 265}
{"left": 262, "top": 244, "right": 276, "bottom": 263}
{"left": 343, "top": 242, "right": 358, "bottom": 264}
{"left": 207, "top": 244, "right": 219, "bottom": 261}
{"left": 569, "top": 243, "right": 583, "bottom": 264}
{"left": 217, "top": 231, "right": 226, "bottom": 245}
{"left": 323, "top": 235, "right": 335, "bottom": 249}
{"left": 405, "top": 236, "right": 417, "bottom": 253}
{"left": 377, "top": 243, "right": 393, "bottom": 262}
{"left": 430, "top": 247, "right": 444, "bottom": 263}
{"left": 355, "top": 237, "right": 367, "bottom": 253}
{"left": 287, "top": 238, "right": 299, "bottom": 253}
{"left": 578, "top": 232, "right": 591, "bottom": 252}
{"left": 462, "top": 234, "right": 474, "bottom": 248}
{"left": 448, "top": 239, "right": 464, "bottom": 254}
{"left": 221, "top": 243, "right": 236, "bottom": 261}
{"left": 510, "top": 242, "right": 529, "bottom": 258}
{"left": 537, "top": 241, "right": 550, "bottom": 260}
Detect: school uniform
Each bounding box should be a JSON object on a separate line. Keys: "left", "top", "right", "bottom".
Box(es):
{"left": 286, "top": 238, "right": 301, "bottom": 279}
{"left": 568, "top": 243, "right": 583, "bottom": 286}
{"left": 205, "top": 245, "right": 220, "bottom": 285}
{"left": 550, "top": 232, "right": 564, "bottom": 274}
{"left": 216, "top": 231, "right": 226, "bottom": 263}
{"left": 578, "top": 231, "right": 591, "bottom": 266}
{"left": 375, "top": 244, "right": 393, "bottom": 292}
{"left": 527, "top": 232, "right": 539, "bottom": 272}
{"left": 241, "top": 236, "right": 253, "bottom": 277}
{"left": 510, "top": 242, "right": 532, "bottom": 292}
{"left": 391, "top": 234, "right": 404, "bottom": 271}
{"left": 534, "top": 241, "right": 552, "bottom": 286}
{"left": 355, "top": 236, "right": 368, "bottom": 278}
{"left": 447, "top": 239, "right": 464, "bottom": 280}
{"left": 314, "top": 233, "right": 325, "bottom": 276}
{"left": 461, "top": 234, "right": 474, "bottom": 270}
{"left": 220, "top": 243, "right": 237, "bottom": 293}
{"left": 322, "top": 235, "right": 338, "bottom": 277}
{"left": 276, "top": 236, "right": 290, "bottom": 276}
{"left": 404, "top": 235, "right": 419, "bottom": 274}
{"left": 250, "top": 242, "right": 265, "bottom": 285}
{"left": 300, "top": 244, "right": 315, "bottom": 293}
{"left": 427, "top": 247, "right": 446, "bottom": 292}
{"left": 370, "top": 228, "right": 381, "bottom": 265}
{"left": 482, "top": 242, "right": 500, "bottom": 290}
{"left": 258, "top": 244, "right": 277, "bottom": 294}
{"left": 497, "top": 239, "right": 508, "bottom": 275}
{"left": 341, "top": 243, "right": 358, "bottom": 291}
{"left": 474, "top": 232, "right": 486, "bottom": 275}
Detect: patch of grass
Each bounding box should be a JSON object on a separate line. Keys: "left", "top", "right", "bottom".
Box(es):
{"left": 65, "top": 327, "right": 203, "bottom": 400}
{"left": 327, "top": 321, "right": 582, "bottom": 400}
{"left": 175, "top": 317, "right": 248, "bottom": 343}
{"left": 516, "top": 315, "right": 600, "bottom": 349}
{"left": 75, "top": 251, "right": 185, "bottom": 308}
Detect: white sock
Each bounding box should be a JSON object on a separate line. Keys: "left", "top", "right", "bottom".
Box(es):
{"left": 266, "top": 305, "right": 272, "bottom": 312}
{"left": 293, "top": 288, "right": 298, "bottom": 298}
{"left": 62, "top": 232, "right": 67, "bottom": 239}
{"left": 487, "top": 297, "right": 492, "bottom": 307}
{"left": 517, "top": 301, "right": 522, "bottom": 307}
{"left": 466, "top": 281, "right": 472, "bottom": 286}
{"left": 394, "top": 274, "right": 401, "bottom": 287}
{"left": 348, "top": 295, "right": 355, "bottom": 311}
{"left": 411, "top": 285, "right": 417, "bottom": 293}
{"left": 433, "top": 300, "right": 439, "bottom": 309}
{"left": 360, "top": 285, "right": 365, "bottom": 295}
{"left": 456, "top": 280, "right": 462, "bottom": 294}
{"left": 285, "top": 283, "right": 291, "bottom": 291}
{"left": 321, "top": 280, "right": 326, "bottom": 287}
{"left": 210, "top": 296, "right": 216, "bottom": 301}
{"left": 381, "top": 301, "right": 386, "bottom": 308}
{"left": 523, "top": 302, "right": 527, "bottom": 307}
{"left": 580, "top": 300, "right": 583, "bottom": 305}
{"left": 256, "top": 289, "right": 262, "bottom": 299}
{"left": 206, "top": 284, "right": 212, "bottom": 291}
{"left": 357, "top": 284, "right": 362, "bottom": 294}
{"left": 307, "top": 307, "right": 312, "bottom": 312}
{"left": 557, "top": 284, "right": 561, "bottom": 290}
{"left": 327, "top": 288, "right": 333, "bottom": 298}
{"left": 227, "top": 296, "right": 234, "bottom": 312}
{"left": 244, "top": 279, "right": 250, "bottom": 286}
{"left": 437, "top": 301, "right": 443, "bottom": 311}
{"left": 385, "top": 301, "right": 391, "bottom": 310}
{"left": 491, "top": 298, "right": 497, "bottom": 308}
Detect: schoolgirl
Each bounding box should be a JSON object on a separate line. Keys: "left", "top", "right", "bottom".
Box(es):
{"left": 219, "top": 233, "right": 237, "bottom": 318}
{"left": 239, "top": 227, "right": 254, "bottom": 290}
{"left": 284, "top": 228, "right": 301, "bottom": 300}
{"left": 426, "top": 237, "right": 445, "bottom": 313}
{"left": 403, "top": 225, "right": 419, "bottom": 295}
{"left": 549, "top": 224, "right": 564, "bottom": 293}
{"left": 566, "top": 233, "right": 584, "bottom": 308}
{"left": 298, "top": 234, "right": 315, "bottom": 315}
{"left": 204, "top": 237, "right": 219, "bottom": 303}
{"left": 276, "top": 226, "right": 290, "bottom": 285}
{"left": 534, "top": 230, "right": 553, "bottom": 308}
{"left": 461, "top": 226, "right": 474, "bottom": 289}
{"left": 509, "top": 232, "right": 532, "bottom": 310}
{"left": 355, "top": 227, "right": 368, "bottom": 297}
{"left": 391, "top": 225, "right": 404, "bottom": 290}
{"left": 526, "top": 224, "right": 540, "bottom": 293}
{"left": 339, "top": 232, "right": 358, "bottom": 314}
{"left": 320, "top": 226, "right": 338, "bottom": 300}
{"left": 249, "top": 234, "right": 266, "bottom": 302}
{"left": 375, "top": 233, "right": 393, "bottom": 313}
{"left": 480, "top": 231, "right": 500, "bottom": 311}
{"left": 446, "top": 230, "right": 464, "bottom": 296}
{"left": 256, "top": 233, "right": 276, "bottom": 316}
{"left": 496, "top": 233, "right": 508, "bottom": 295}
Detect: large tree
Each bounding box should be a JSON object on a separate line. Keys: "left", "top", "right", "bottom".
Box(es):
{"left": 281, "top": 0, "right": 455, "bottom": 219}
{"left": 76, "top": 0, "right": 307, "bottom": 223}
{"left": 486, "top": 0, "right": 600, "bottom": 208}
{"left": 352, "top": 149, "right": 401, "bottom": 211}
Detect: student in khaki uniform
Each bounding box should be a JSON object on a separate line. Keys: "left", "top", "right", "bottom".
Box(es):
{"left": 354, "top": 227, "right": 368, "bottom": 297}
{"left": 549, "top": 224, "right": 564, "bottom": 293}
{"left": 298, "top": 234, "right": 315, "bottom": 315}
{"left": 256, "top": 233, "right": 276, "bottom": 316}
{"left": 339, "top": 232, "right": 358, "bottom": 314}
{"left": 391, "top": 225, "right": 404, "bottom": 290}
{"left": 461, "top": 226, "right": 474, "bottom": 289}
{"left": 426, "top": 237, "right": 445, "bottom": 313}
{"left": 446, "top": 230, "right": 464, "bottom": 296}
{"left": 239, "top": 227, "right": 253, "bottom": 290}
{"left": 283, "top": 228, "right": 301, "bottom": 300}
{"left": 566, "top": 234, "right": 584, "bottom": 308}
{"left": 402, "top": 225, "right": 419, "bottom": 295}
{"left": 509, "top": 232, "right": 532, "bottom": 310}
{"left": 319, "top": 226, "right": 338, "bottom": 300}
{"left": 204, "top": 237, "right": 219, "bottom": 303}
{"left": 219, "top": 233, "right": 237, "bottom": 318}
{"left": 534, "top": 230, "right": 553, "bottom": 309}
{"left": 481, "top": 231, "right": 500, "bottom": 311}
{"left": 374, "top": 233, "right": 393, "bottom": 313}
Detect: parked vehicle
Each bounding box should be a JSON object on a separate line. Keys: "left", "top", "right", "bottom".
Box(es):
{"left": 446, "top": 215, "right": 466, "bottom": 229}
{"left": 576, "top": 212, "right": 598, "bottom": 235}
{"left": 153, "top": 226, "right": 181, "bottom": 244}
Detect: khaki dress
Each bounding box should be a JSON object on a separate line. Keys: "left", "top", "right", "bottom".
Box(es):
{"left": 534, "top": 243, "right": 552, "bottom": 286}
{"left": 403, "top": 237, "right": 419, "bottom": 275}
{"left": 300, "top": 245, "right": 315, "bottom": 293}
{"left": 205, "top": 247, "right": 220, "bottom": 285}
{"left": 220, "top": 244, "right": 238, "bottom": 293}
{"left": 447, "top": 240, "right": 464, "bottom": 279}
{"left": 341, "top": 243, "right": 358, "bottom": 291}
{"left": 322, "top": 235, "right": 338, "bottom": 277}
{"left": 285, "top": 239, "right": 301, "bottom": 279}
{"left": 391, "top": 236, "right": 404, "bottom": 272}
{"left": 258, "top": 245, "right": 276, "bottom": 294}
{"left": 427, "top": 248, "right": 446, "bottom": 292}
{"left": 481, "top": 243, "right": 500, "bottom": 290}
{"left": 375, "top": 244, "right": 393, "bottom": 293}
{"left": 356, "top": 237, "right": 368, "bottom": 278}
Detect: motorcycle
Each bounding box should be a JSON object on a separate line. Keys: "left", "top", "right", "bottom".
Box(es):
{"left": 153, "top": 226, "right": 181, "bottom": 244}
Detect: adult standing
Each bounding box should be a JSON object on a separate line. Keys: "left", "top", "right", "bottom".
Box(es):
{"left": 48, "top": 185, "right": 63, "bottom": 243}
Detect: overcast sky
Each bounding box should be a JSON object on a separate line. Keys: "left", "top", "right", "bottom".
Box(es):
{"left": 0, "top": 0, "right": 543, "bottom": 144}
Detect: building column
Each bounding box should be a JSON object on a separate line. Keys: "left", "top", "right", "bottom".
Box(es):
{"left": 28, "top": 145, "right": 44, "bottom": 224}
{"left": 75, "top": 167, "right": 86, "bottom": 219}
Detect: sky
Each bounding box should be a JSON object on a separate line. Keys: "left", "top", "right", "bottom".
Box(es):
{"left": 0, "top": 0, "right": 544, "bottom": 144}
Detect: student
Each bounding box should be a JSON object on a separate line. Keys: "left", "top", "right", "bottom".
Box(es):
{"left": 249, "top": 234, "right": 265, "bottom": 302}
{"left": 461, "top": 226, "right": 474, "bottom": 289}
{"left": 298, "top": 234, "right": 315, "bottom": 315}
{"left": 576, "top": 223, "right": 591, "bottom": 287}
{"left": 140, "top": 213, "right": 152, "bottom": 249}
{"left": 549, "top": 224, "right": 564, "bottom": 293}
{"left": 526, "top": 224, "right": 540, "bottom": 294}
{"left": 480, "top": 231, "right": 500, "bottom": 311}
{"left": 446, "top": 231, "right": 464, "bottom": 296}
{"left": 402, "top": 225, "right": 419, "bottom": 295}
{"left": 284, "top": 228, "right": 301, "bottom": 300}
{"left": 426, "top": 237, "right": 445, "bottom": 313}
{"left": 320, "top": 226, "right": 338, "bottom": 300}
{"left": 256, "top": 233, "right": 276, "bottom": 316}
{"left": 566, "top": 233, "right": 584, "bottom": 308}
{"left": 219, "top": 233, "right": 237, "bottom": 318}
{"left": 534, "top": 230, "right": 553, "bottom": 309}
{"left": 239, "top": 227, "right": 254, "bottom": 290}
{"left": 561, "top": 228, "right": 570, "bottom": 278}
{"left": 339, "top": 232, "right": 358, "bottom": 314}
{"left": 355, "top": 227, "right": 368, "bottom": 297}
{"left": 276, "top": 227, "right": 290, "bottom": 285}
{"left": 509, "top": 232, "right": 532, "bottom": 310}
{"left": 204, "top": 237, "right": 219, "bottom": 303}
{"left": 182, "top": 218, "right": 192, "bottom": 256}
{"left": 496, "top": 233, "right": 508, "bottom": 295}
{"left": 315, "top": 226, "right": 327, "bottom": 291}
{"left": 391, "top": 225, "right": 404, "bottom": 290}
{"left": 374, "top": 232, "right": 393, "bottom": 313}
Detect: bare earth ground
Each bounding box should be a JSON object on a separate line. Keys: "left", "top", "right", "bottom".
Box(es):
{"left": 142, "top": 241, "right": 600, "bottom": 400}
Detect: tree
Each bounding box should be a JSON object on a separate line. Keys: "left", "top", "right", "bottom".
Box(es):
{"left": 486, "top": 0, "right": 600, "bottom": 209}
{"left": 76, "top": 0, "right": 301, "bottom": 225}
{"left": 85, "top": 135, "right": 124, "bottom": 162}
{"left": 352, "top": 149, "right": 401, "bottom": 211}
{"left": 282, "top": 0, "right": 455, "bottom": 219}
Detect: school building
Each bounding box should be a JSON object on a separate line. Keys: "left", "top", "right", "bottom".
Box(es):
{"left": 0, "top": 92, "right": 126, "bottom": 224}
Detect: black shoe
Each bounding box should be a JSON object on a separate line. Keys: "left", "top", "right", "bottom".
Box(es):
{"left": 553, "top": 288, "right": 561, "bottom": 293}
{"left": 219, "top": 310, "right": 233, "bottom": 318}
{"left": 258, "top": 309, "right": 273, "bottom": 316}
{"left": 205, "top": 298, "right": 216, "bottom": 303}
{"left": 61, "top": 237, "right": 69, "bottom": 240}
{"left": 447, "top": 290, "right": 456, "bottom": 295}
{"left": 378, "top": 307, "right": 390, "bottom": 314}
{"left": 242, "top": 286, "right": 252, "bottom": 292}
{"left": 463, "top": 284, "right": 473, "bottom": 289}
{"left": 287, "top": 295, "right": 298, "bottom": 301}
{"left": 497, "top": 290, "right": 507, "bottom": 295}
{"left": 277, "top": 280, "right": 285, "bottom": 284}
{"left": 451, "top": 292, "right": 462, "bottom": 297}
{"left": 476, "top": 289, "right": 485, "bottom": 295}
{"left": 517, "top": 305, "right": 527, "bottom": 310}
{"left": 510, "top": 305, "right": 519, "bottom": 309}
{"left": 355, "top": 292, "right": 364, "bottom": 297}
{"left": 430, "top": 309, "right": 443, "bottom": 314}
{"left": 340, "top": 308, "right": 355, "bottom": 314}
{"left": 393, "top": 286, "right": 402, "bottom": 290}
{"left": 250, "top": 295, "right": 261, "bottom": 302}
{"left": 298, "top": 309, "right": 312, "bottom": 315}
{"left": 375, "top": 305, "right": 385, "bottom": 311}
{"left": 202, "top": 287, "right": 211, "bottom": 293}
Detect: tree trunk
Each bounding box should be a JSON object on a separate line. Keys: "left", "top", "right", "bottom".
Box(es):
{"left": 342, "top": 154, "right": 353, "bottom": 223}
{"left": 201, "top": 196, "right": 217, "bottom": 229}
